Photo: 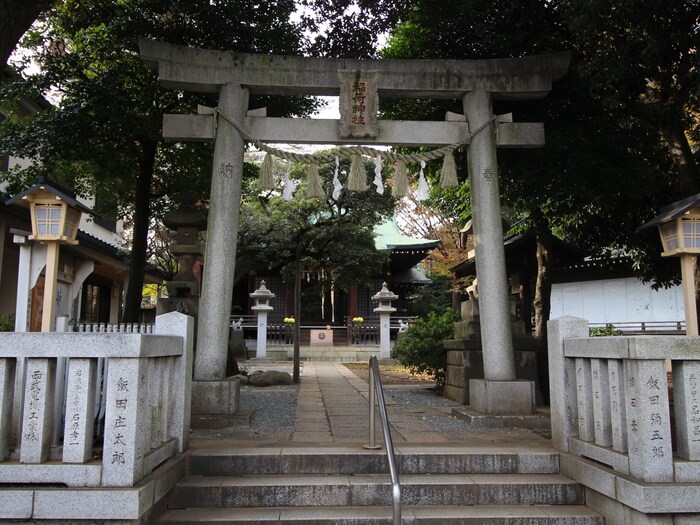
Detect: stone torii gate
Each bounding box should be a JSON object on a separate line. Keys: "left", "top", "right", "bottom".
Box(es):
{"left": 139, "top": 39, "right": 569, "bottom": 415}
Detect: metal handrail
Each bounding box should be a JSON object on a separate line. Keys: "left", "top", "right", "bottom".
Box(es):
{"left": 365, "top": 355, "right": 401, "bottom": 525}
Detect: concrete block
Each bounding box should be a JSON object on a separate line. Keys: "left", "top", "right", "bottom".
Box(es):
{"left": 451, "top": 407, "right": 550, "bottom": 430}
{"left": 469, "top": 379, "right": 535, "bottom": 415}
{"left": 0, "top": 332, "right": 182, "bottom": 359}
{"left": 267, "top": 349, "right": 289, "bottom": 361}
{"left": 20, "top": 358, "right": 56, "bottom": 463}
{"left": 585, "top": 489, "right": 628, "bottom": 525}
{"left": 672, "top": 360, "right": 700, "bottom": 460}
{"left": 608, "top": 359, "right": 628, "bottom": 453}
{"left": 33, "top": 484, "right": 154, "bottom": 519}
{"left": 575, "top": 357, "right": 595, "bottom": 441}
{"left": 0, "top": 358, "right": 16, "bottom": 461}
{"left": 569, "top": 437, "right": 629, "bottom": 475}
{"left": 63, "top": 358, "right": 97, "bottom": 463}
{"left": 548, "top": 316, "right": 589, "bottom": 453}
{"left": 472, "top": 473, "right": 579, "bottom": 505}
{"left": 0, "top": 462, "right": 102, "bottom": 487}
{"left": 674, "top": 459, "right": 700, "bottom": 482}
{"left": 0, "top": 489, "right": 33, "bottom": 519}
{"left": 454, "top": 320, "right": 481, "bottom": 340}
{"left": 219, "top": 475, "right": 350, "bottom": 507}
{"left": 156, "top": 312, "right": 194, "bottom": 452}
{"left": 560, "top": 450, "right": 619, "bottom": 498}
{"left": 624, "top": 359, "right": 673, "bottom": 482}
{"left": 591, "top": 358, "right": 612, "bottom": 447}
{"left": 101, "top": 356, "right": 150, "bottom": 487}
{"left": 191, "top": 379, "right": 241, "bottom": 415}
{"left": 616, "top": 476, "right": 700, "bottom": 514}
{"left": 153, "top": 456, "right": 187, "bottom": 504}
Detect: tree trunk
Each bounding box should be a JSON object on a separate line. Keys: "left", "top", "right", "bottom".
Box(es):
{"left": 121, "top": 140, "right": 156, "bottom": 323}
{"left": 293, "top": 243, "right": 302, "bottom": 384}
{"left": 532, "top": 209, "right": 553, "bottom": 404}
{"left": 0, "top": 0, "right": 53, "bottom": 68}
{"left": 532, "top": 220, "right": 552, "bottom": 341}
{"left": 659, "top": 119, "right": 700, "bottom": 196}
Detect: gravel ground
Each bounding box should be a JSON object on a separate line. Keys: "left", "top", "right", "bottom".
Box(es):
{"left": 385, "top": 385, "right": 459, "bottom": 407}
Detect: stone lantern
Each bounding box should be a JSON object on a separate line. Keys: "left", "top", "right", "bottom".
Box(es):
{"left": 250, "top": 281, "right": 275, "bottom": 359}
{"left": 373, "top": 282, "right": 398, "bottom": 359}
{"left": 639, "top": 193, "right": 700, "bottom": 335}
{"left": 6, "top": 177, "right": 94, "bottom": 331}
{"left": 157, "top": 198, "right": 207, "bottom": 324}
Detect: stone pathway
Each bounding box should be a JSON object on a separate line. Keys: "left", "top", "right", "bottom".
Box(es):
{"left": 291, "top": 362, "right": 542, "bottom": 445}
{"left": 193, "top": 361, "right": 550, "bottom": 447}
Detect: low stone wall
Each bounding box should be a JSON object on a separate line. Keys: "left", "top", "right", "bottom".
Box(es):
{"left": 443, "top": 337, "right": 541, "bottom": 405}
{"left": 0, "top": 312, "right": 193, "bottom": 523}
{"left": 548, "top": 316, "right": 700, "bottom": 524}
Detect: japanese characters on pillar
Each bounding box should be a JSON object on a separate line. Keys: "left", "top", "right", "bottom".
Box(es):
{"left": 339, "top": 70, "right": 379, "bottom": 138}
{"left": 624, "top": 360, "right": 673, "bottom": 482}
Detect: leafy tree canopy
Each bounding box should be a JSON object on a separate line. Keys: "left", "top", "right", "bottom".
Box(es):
{"left": 0, "top": 0, "right": 320, "bottom": 320}
{"left": 379, "top": 0, "right": 691, "bottom": 287}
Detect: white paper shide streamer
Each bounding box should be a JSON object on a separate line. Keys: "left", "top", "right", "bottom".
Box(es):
{"left": 416, "top": 160, "right": 429, "bottom": 201}
{"left": 373, "top": 155, "right": 384, "bottom": 195}
{"left": 332, "top": 156, "right": 342, "bottom": 200}
{"left": 282, "top": 164, "right": 297, "bottom": 201}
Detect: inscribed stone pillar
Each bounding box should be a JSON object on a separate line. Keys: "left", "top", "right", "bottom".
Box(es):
{"left": 195, "top": 84, "right": 249, "bottom": 380}
{"left": 20, "top": 358, "right": 56, "bottom": 463}
{"left": 62, "top": 358, "right": 97, "bottom": 463}
{"left": 463, "top": 91, "right": 515, "bottom": 381}
{"left": 624, "top": 359, "right": 674, "bottom": 482}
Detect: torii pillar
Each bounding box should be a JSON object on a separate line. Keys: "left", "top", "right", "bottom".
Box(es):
{"left": 464, "top": 91, "right": 534, "bottom": 414}
{"left": 139, "top": 38, "right": 569, "bottom": 416}
{"left": 195, "top": 84, "right": 248, "bottom": 380}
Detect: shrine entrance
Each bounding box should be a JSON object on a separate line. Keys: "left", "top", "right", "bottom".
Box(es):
{"left": 139, "top": 39, "right": 569, "bottom": 416}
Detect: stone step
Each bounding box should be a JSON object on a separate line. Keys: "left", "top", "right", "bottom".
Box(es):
{"left": 169, "top": 473, "right": 581, "bottom": 508}
{"left": 188, "top": 445, "right": 561, "bottom": 476}
{"left": 158, "top": 504, "right": 604, "bottom": 524}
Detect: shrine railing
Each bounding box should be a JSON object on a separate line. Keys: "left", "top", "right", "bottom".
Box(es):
{"left": 548, "top": 316, "right": 700, "bottom": 495}
{"left": 0, "top": 312, "right": 193, "bottom": 488}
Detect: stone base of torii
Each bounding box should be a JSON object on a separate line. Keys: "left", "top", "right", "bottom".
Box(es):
{"left": 139, "top": 38, "right": 569, "bottom": 418}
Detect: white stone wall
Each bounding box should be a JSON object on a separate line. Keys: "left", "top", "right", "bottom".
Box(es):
{"left": 550, "top": 277, "right": 684, "bottom": 324}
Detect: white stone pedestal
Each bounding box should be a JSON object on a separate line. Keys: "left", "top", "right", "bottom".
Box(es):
{"left": 469, "top": 379, "right": 535, "bottom": 415}
{"left": 254, "top": 309, "right": 271, "bottom": 359}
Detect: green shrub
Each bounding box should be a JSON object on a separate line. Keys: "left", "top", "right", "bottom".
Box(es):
{"left": 0, "top": 314, "right": 15, "bottom": 332}
{"left": 589, "top": 324, "right": 623, "bottom": 337}
{"left": 393, "top": 308, "right": 458, "bottom": 390}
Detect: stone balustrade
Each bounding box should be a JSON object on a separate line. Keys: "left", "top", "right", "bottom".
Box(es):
{"left": 548, "top": 316, "right": 700, "bottom": 522}
{"left": 0, "top": 312, "right": 193, "bottom": 489}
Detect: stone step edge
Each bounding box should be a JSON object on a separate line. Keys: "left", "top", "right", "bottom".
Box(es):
{"left": 177, "top": 472, "right": 577, "bottom": 486}
{"left": 158, "top": 504, "right": 604, "bottom": 524}
{"left": 187, "top": 445, "right": 561, "bottom": 475}
{"left": 170, "top": 473, "right": 582, "bottom": 508}
{"left": 187, "top": 444, "right": 558, "bottom": 455}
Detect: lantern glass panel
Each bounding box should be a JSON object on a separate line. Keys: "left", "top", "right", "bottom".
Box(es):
{"left": 682, "top": 218, "right": 700, "bottom": 249}
{"left": 36, "top": 204, "right": 63, "bottom": 236}
{"left": 660, "top": 222, "right": 679, "bottom": 251}
{"left": 64, "top": 207, "right": 80, "bottom": 240}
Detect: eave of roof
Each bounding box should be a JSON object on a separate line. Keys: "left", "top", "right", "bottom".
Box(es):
{"left": 374, "top": 219, "right": 441, "bottom": 251}
{"left": 637, "top": 192, "right": 700, "bottom": 232}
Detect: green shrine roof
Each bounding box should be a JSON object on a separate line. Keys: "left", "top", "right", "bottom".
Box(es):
{"left": 374, "top": 219, "right": 441, "bottom": 251}
{"left": 374, "top": 219, "right": 440, "bottom": 275}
